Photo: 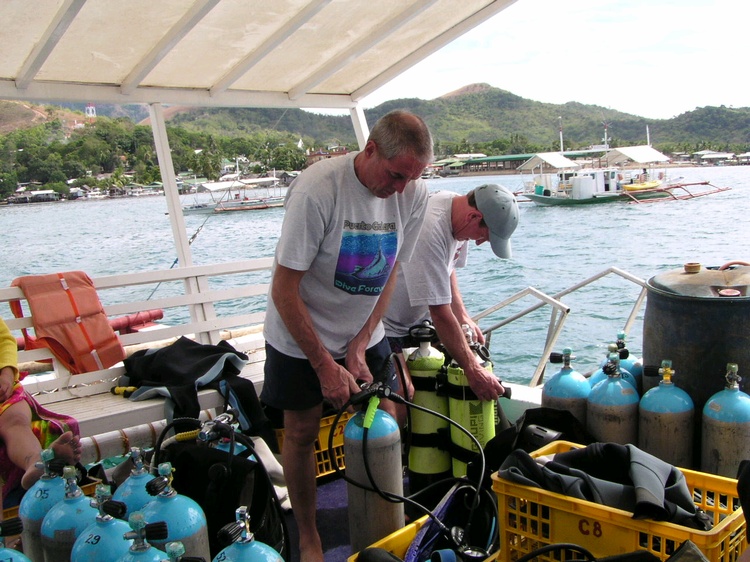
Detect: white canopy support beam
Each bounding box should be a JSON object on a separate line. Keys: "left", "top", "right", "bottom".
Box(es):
{"left": 149, "top": 103, "right": 218, "bottom": 344}
{"left": 288, "top": 0, "right": 438, "bottom": 100}
{"left": 14, "top": 0, "right": 87, "bottom": 90}
{"left": 122, "top": 0, "right": 221, "bottom": 95}
{"left": 352, "top": 0, "right": 517, "bottom": 100}
{"left": 350, "top": 105, "right": 369, "bottom": 150}
{"left": 211, "top": 0, "right": 333, "bottom": 97}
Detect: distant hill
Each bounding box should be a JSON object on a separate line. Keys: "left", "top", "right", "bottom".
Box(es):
{"left": 2, "top": 84, "right": 749, "bottom": 150}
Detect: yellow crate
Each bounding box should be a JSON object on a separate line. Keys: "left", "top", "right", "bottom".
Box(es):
{"left": 492, "top": 441, "right": 747, "bottom": 562}
{"left": 346, "top": 516, "right": 428, "bottom": 561}
{"left": 275, "top": 412, "right": 352, "bottom": 479}
{"left": 346, "top": 516, "right": 501, "bottom": 561}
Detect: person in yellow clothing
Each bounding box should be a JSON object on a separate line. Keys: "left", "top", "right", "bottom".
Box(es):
{"left": 0, "top": 317, "right": 81, "bottom": 511}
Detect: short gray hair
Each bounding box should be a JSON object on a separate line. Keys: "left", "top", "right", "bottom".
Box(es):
{"left": 368, "top": 110, "right": 433, "bottom": 163}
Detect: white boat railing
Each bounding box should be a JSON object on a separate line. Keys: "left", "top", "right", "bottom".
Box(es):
{"left": 474, "top": 267, "right": 647, "bottom": 387}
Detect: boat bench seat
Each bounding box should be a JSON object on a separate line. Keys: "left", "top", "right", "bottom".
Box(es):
{"left": 0, "top": 259, "right": 273, "bottom": 464}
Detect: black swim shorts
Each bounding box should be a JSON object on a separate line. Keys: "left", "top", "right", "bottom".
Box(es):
{"left": 261, "top": 337, "right": 396, "bottom": 411}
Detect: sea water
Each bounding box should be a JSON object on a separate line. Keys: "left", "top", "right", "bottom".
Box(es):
{"left": 2, "top": 165, "right": 749, "bottom": 383}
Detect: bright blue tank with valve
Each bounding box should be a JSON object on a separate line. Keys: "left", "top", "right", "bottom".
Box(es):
{"left": 71, "top": 484, "right": 133, "bottom": 561}
{"left": 40, "top": 465, "right": 99, "bottom": 561}
{"left": 19, "top": 448, "right": 65, "bottom": 562}
{"left": 211, "top": 506, "right": 283, "bottom": 561}
{"left": 139, "top": 462, "right": 211, "bottom": 560}
{"left": 112, "top": 447, "right": 157, "bottom": 517}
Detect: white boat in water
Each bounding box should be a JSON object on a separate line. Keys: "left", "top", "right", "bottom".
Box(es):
{"left": 1, "top": 2, "right": 747, "bottom": 561}
{"left": 182, "top": 178, "right": 285, "bottom": 215}
{"left": 520, "top": 148, "right": 730, "bottom": 206}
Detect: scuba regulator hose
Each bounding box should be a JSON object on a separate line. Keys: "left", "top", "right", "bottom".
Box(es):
{"left": 329, "top": 374, "right": 498, "bottom": 559}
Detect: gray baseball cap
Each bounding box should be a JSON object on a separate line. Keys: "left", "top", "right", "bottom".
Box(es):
{"left": 474, "top": 184, "right": 519, "bottom": 258}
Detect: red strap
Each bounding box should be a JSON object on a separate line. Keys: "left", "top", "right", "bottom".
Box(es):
{"left": 57, "top": 272, "right": 103, "bottom": 370}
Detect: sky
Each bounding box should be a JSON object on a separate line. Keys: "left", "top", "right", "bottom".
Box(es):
{"left": 352, "top": 0, "right": 746, "bottom": 120}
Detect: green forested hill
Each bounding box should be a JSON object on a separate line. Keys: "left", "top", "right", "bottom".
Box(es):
{"left": 163, "top": 83, "right": 749, "bottom": 152}
{"left": 5, "top": 83, "right": 750, "bottom": 153}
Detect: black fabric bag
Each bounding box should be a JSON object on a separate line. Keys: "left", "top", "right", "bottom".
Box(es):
{"left": 120, "top": 336, "right": 277, "bottom": 448}
{"left": 162, "top": 439, "right": 289, "bottom": 559}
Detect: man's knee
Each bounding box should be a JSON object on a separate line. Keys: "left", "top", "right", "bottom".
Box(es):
{"left": 283, "top": 408, "right": 323, "bottom": 446}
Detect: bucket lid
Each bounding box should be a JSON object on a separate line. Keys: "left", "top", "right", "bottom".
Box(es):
{"left": 647, "top": 265, "right": 750, "bottom": 300}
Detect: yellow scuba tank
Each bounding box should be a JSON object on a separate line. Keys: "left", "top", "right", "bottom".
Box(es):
{"left": 405, "top": 321, "right": 451, "bottom": 494}
{"left": 447, "top": 325, "right": 497, "bottom": 478}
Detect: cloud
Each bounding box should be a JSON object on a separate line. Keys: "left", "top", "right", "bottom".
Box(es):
{"left": 359, "top": 0, "right": 746, "bottom": 119}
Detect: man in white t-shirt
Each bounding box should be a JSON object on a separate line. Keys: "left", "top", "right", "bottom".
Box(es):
{"left": 261, "top": 110, "right": 433, "bottom": 562}
{"left": 383, "top": 184, "right": 519, "bottom": 400}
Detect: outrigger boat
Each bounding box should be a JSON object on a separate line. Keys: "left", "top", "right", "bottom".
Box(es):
{"left": 520, "top": 149, "right": 730, "bottom": 206}
{"left": 0, "top": 2, "right": 748, "bottom": 561}
{"left": 182, "top": 178, "right": 285, "bottom": 215}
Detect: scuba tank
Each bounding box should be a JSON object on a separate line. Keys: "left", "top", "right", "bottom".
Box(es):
{"left": 162, "top": 541, "right": 205, "bottom": 562}
{"left": 116, "top": 512, "right": 168, "bottom": 562}
{"left": 0, "top": 518, "right": 31, "bottom": 562}
{"left": 701, "top": 363, "right": 750, "bottom": 477}
{"left": 40, "top": 465, "right": 99, "bottom": 561}
{"left": 447, "top": 324, "right": 496, "bottom": 477}
{"left": 344, "top": 390, "right": 404, "bottom": 553}
{"left": 541, "top": 348, "right": 590, "bottom": 426}
{"left": 140, "top": 462, "right": 211, "bottom": 560}
{"left": 590, "top": 342, "right": 639, "bottom": 394}
{"left": 638, "top": 360, "right": 694, "bottom": 468}
{"left": 613, "top": 331, "right": 643, "bottom": 393}
{"left": 112, "top": 447, "right": 157, "bottom": 517}
{"left": 586, "top": 353, "right": 639, "bottom": 445}
{"left": 19, "top": 448, "right": 65, "bottom": 562}
{"left": 211, "top": 506, "right": 283, "bottom": 561}
{"left": 404, "top": 321, "right": 451, "bottom": 495}
{"left": 71, "top": 484, "right": 133, "bottom": 562}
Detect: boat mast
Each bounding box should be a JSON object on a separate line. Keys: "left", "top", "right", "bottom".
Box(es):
{"left": 558, "top": 116, "right": 564, "bottom": 152}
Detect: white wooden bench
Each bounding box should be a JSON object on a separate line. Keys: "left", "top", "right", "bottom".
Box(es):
{"left": 0, "top": 259, "right": 273, "bottom": 464}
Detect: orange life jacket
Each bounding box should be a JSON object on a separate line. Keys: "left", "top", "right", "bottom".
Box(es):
{"left": 10, "top": 271, "right": 125, "bottom": 374}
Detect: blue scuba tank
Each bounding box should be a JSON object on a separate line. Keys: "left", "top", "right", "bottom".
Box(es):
{"left": 116, "top": 512, "right": 168, "bottom": 562}
{"left": 211, "top": 506, "right": 283, "bottom": 561}
{"left": 19, "top": 448, "right": 65, "bottom": 562}
{"left": 0, "top": 518, "right": 31, "bottom": 561}
{"left": 701, "top": 363, "right": 750, "bottom": 477}
{"left": 139, "top": 462, "right": 211, "bottom": 560}
{"left": 613, "top": 331, "right": 643, "bottom": 393}
{"left": 41, "top": 465, "right": 99, "bottom": 561}
{"left": 112, "top": 447, "right": 157, "bottom": 517}
{"left": 541, "top": 348, "right": 590, "bottom": 426}
{"left": 586, "top": 353, "right": 639, "bottom": 444}
{"left": 71, "top": 484, "right": 133, "bottom": 562}
{"left": 345, "top": 395, "right": 404, "bottom": 554}
{"left": 590, "top": 342, "right": 639, "bottom": 394}
{"left": 404, "top": 321, "right": 451, "bottom": 495}
{"left": 638, "top": 359, "right": 694, "bottom": 468}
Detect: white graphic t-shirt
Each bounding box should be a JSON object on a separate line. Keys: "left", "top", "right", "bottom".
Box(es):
{"left": 264, "top": 152, "right": 428, "bottom": 359}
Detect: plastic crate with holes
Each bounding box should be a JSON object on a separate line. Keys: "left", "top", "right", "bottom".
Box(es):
{"left": 491, "top": 440, "right": 747, "bottom": 561}
{"left": 275, "top": 412, "right": 352, "bottom": 478}
{"left": 345, "top": 516, "right": 501, "bottom": 561}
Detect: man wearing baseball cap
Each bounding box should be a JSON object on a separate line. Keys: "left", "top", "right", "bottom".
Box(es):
{"left": 383, "top": 183, "right": 519, "bottom": 402}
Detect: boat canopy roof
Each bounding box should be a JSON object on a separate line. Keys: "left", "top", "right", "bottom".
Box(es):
{"left": 201, "top": 178, "right": 277, "bottom": 192}
{"left": 0, "top": 0, "right": 514, "bottom": 111}
{"left": 0, "top": 0, "right": 517, "bottom": 269}
{"left": 603, "top": 146, "right": 670, "bottom": 166}
{"left": 518, "top": 152, "right": 581, "bottom": 172}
